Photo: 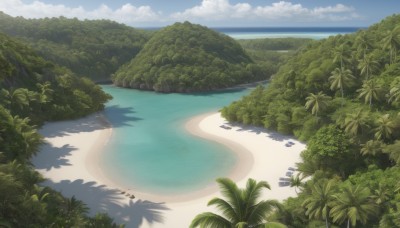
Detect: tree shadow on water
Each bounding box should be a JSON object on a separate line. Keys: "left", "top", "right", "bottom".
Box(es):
{"left": 44, "top": 179, "right": 169, "bottom": 227}
{"left": 32, "top": 143, "right": 76, "bottom": 170}
{"left": 104, "top": 105, "right": 143, "bottom": 128}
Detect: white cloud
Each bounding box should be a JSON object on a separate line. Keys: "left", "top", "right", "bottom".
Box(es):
{"left": 0, "top": 0, "right": 360, "bottom": 26}
{"left": 0, "top": 0, "right": 160, "bottom": 24}
{"left": 172, "top": 0, "right": 359, "bottom": 23}
{"left": 171, "top": 0, "right": 252, "bottom": 20}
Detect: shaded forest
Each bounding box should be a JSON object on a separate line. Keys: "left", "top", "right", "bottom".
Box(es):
{"left": 0, "top": 32, "right": 121, "bottom": 227}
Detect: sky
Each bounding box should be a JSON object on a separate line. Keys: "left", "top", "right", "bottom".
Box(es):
{"left": 0, "top": 0, "right": 399, "bottom": 27}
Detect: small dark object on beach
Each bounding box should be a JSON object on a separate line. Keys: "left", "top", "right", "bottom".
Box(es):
{"left": 130, "top": 195, "right": 135, "bottom": 199}
{"left": 279, "top": 181, "right": 290, "bottom": 187}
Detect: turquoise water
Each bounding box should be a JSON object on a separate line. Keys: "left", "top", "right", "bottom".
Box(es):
{"left": 226, "top": 32, "right": 346, "bottom": 40}
{"left": 101, "top": 85, "right": 253, "bottom": 195}
{"left": 215, "top": 27, "right": 360, "bottom": 40}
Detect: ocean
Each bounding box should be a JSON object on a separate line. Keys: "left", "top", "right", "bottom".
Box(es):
{"left": 143, "top": 26, "right": 363, "bottom": 40}
{"left": 214, "top": 27, "right": 361, "bottom": 39}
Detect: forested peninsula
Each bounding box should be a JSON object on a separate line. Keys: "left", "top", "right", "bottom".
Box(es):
{"left": 222, "top": 14, "right": 400, "bottom": 227}
{"left": 113, "top": 22, "right": 268, "bottom": 92}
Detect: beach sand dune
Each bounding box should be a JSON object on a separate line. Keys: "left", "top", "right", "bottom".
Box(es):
{"left": 32, "top": 112, "right": 305, "bottom": 227}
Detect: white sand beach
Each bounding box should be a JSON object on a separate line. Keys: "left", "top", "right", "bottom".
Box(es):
{"left": 32, "top": 111, "right": 305, "bottom": 227}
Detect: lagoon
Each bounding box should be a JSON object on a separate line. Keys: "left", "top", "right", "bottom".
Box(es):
{"left": 100, "top": 85, "right": 253, "bottom": 195}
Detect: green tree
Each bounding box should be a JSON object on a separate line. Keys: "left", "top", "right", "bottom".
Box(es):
{"left": 333, "top": 43, "right": 351, "bottom": 69}
{"left": 302, "top": 179, "right": 337, "bottom": 228}
{"left": 358, "top": 54, "right": 379, "bottom": 80}
{"left": 388, "top": 78, "right": 400, "bottom": 104}
{"left": 329, "top": 185, "right": 378, "bottom": 228}
{"left": 36, "top": 82, "right": 53, "bottom": 103}
{"left": 329, "top": 67, "right": 355, "bottom": 99}
{"left": 343, "top": 109, "right": 370, "bottom": 137}
{"left": 383, "top": 140, "right": 400, "bottom": 165}
{"left": 357, "top": 79, "right": 382, "bottom": 107}
{"left": 1, "top": 88, "right": 28, "bottom": 112}
{"left": 190, "top": 178, "right": 284, "bottom": 228}
{"left": 305, "top": 92, "right": 331, "bottom": 117}
{"left": 355, "top": 31, "right": 373, "bottom": 57}
{"left": 289, "top": 174, "right": 304, "bottom": 194}
{"left": 374, "top": 114, "right": 396, "bottom": 141}
{"left": 360, "top": 140, "right": 383, "bottom": 156}
{"left": 382, "top": 26, "right": 400, "bottom": 64}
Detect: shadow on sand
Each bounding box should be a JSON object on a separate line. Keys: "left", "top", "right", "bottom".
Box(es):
{"left": 45, "top": 179, "right": 170, "bottom": 227}
{"left": 40, "top": 105, "right": 142, "bottom": 138}
{"left": 227, "top": 122, "right": 292, "bottom": 142}
{"left": 32, "top": 143, "right": 76, "bottom": 170}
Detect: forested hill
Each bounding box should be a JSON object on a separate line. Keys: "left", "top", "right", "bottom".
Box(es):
{"left": 0, "top": 32, "right": 111, "bottom": 122}
{"left": 222, "top": 14, "right": 400, "bottom": 227}
{"left": 0, "top": 12, "right": 151, "bottom": 81}
{"left": 0, "top": 32, "right": 119, "bottom": 226}
{"left": 113, "top": 21, "right": 268, "bottom": 92}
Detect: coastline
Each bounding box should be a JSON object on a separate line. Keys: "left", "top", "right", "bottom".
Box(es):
{"left": 32, "top": 111, "right": 305, "bottom": 227}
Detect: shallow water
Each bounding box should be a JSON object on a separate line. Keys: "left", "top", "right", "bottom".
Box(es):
{"left": 100, "top": 85, "right": 254, "bottom": 195}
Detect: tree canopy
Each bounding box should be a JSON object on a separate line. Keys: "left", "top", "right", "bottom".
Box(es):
{"left": 0, "top": 32, "right": 117, "bottom": 226}
{"left": 113, "top": 21, "right": 268, "bottom": 92}
{"left": 222, "top": 14, "right": 400, "bottom": 228}
{"left": 0, "top": 12, "right": 151, "bottom": 82}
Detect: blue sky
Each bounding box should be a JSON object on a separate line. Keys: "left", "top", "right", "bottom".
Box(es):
{"left": 1, "top": 0, "right": 399, "bottom": 27}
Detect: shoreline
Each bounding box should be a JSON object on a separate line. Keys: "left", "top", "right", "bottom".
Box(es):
{"left": 184, "top": 112, "right": 255, "bottom": 185}
{"left": 32, "top": 111, "right": 305, "bottom": 227}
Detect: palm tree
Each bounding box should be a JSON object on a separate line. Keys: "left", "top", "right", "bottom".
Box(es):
{"left": 305, "top": 92, "right": 331, "bottom": 117}
{"left": 356, "top": 31, "right": 373, "bottom": 57}
{"left": 383, "top": 140, "right": 400, "bottom": 165}
{"left": 36, "top": 82, "right": 53, "bottom": 103}
{"left": 360, "top": 140, "right": 383, "bottom": 156}
{"left": 1, "top": 88, "right": 29, "bottom": 112}
{"left": 329, "top": 67, "right": 355, "bottom": 99}
{"left": 357, "top": 79, "right": 382, "bottom": 107}
{"left": 382, "top": 26, "right": 400, "bottom": 64}
{"left": 388, "top": 79, "right": 400, "bottom": 104}
{"left": 190, "top": 178, "right": 284, "bottom": 228}
{"left": 343, "top": 109, "right": 370, "bottom": 137}
{"left": 289, "top": 174, "right": 303, "bottom": 194}
{"left": 358, "top": 54, "right": 379, "bottom": 80}
{"left": 296, "top": 159, "right": 320, "bottom": 178}
{"left": 371, "top": 184, "right": 390, "bottom": 206}
{"left": 374, "top": 114, "right": 396, "bottom": 141}
{"left": 333, "top": 43, "right": 351, "bottom": 69}
{"left": 329, "top": 185, "right": 378, "bottom": 228}
{"left": 302, "top": 179, "right": 337, "bottom": 228}
{"left": 63, "top": 196, "right": 89, "bottom": 227}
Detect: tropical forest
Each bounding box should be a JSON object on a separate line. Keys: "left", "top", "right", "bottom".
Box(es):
{"left": 0, "top": 5, "right": 399, "bottom": 227}
{"left": 113, "top": 21, "right": 267, "bottom": 92}
{"left": 221, "top": 14, "right": 400, "bottom": 227}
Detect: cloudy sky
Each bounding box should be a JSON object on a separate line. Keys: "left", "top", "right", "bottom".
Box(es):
{"left": 0, "top": 0, "right": 399, "bottom": 27}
